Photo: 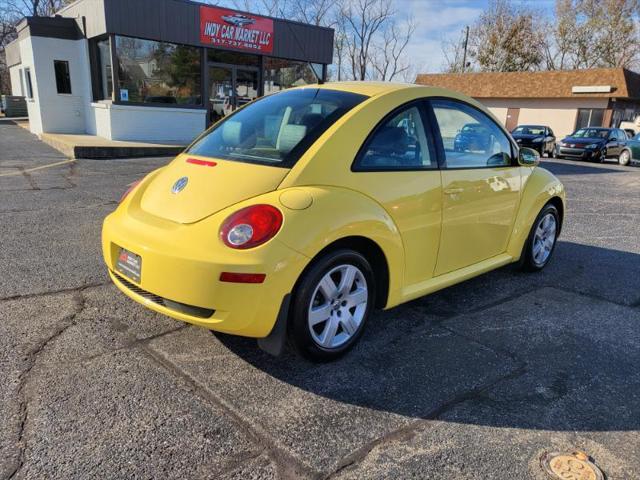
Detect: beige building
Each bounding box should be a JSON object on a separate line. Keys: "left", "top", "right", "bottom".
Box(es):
{"left": 416, "top": 68, "right": 640, "bottom": 139}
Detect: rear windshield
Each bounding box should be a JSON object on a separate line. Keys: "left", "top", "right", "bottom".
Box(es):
{"left": 187, "top": 88, "right": 368, "bottom": 167}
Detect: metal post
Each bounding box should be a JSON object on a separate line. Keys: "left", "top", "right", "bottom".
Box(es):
{"left": 462, "top": 25, "right": 469, "bottom": 72}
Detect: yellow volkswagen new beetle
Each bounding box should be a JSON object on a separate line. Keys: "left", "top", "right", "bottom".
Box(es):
{"left": 102, "top": 82, "right": 565, "bottom": 361}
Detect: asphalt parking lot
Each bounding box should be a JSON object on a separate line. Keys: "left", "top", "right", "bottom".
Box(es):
{"left": 1, "top": 121, "right": 639, "bottom": 480}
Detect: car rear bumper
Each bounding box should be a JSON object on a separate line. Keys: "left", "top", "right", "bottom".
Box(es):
{"left": 102, "top": 209, "right": 308, "bottom": 338}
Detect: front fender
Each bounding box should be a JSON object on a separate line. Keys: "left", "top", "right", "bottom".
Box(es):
{"left": 273, "top": 186, "right": 406, "bottom": 308}
{"left": 507, "top": 166, "right": 566, "bottom": 260}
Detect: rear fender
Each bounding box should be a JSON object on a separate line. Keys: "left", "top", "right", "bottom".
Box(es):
{"left": 271, "top": 186, "right": 405, "bottom": 308}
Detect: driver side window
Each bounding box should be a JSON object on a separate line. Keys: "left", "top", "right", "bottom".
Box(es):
{"left": 431, "top": 99, "right": 513, "bottom": 168}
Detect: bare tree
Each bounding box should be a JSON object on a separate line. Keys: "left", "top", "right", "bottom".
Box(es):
{"left": 371, "top": 18, "right": 416, "bottom": 81}
{"left": 543, "top": 0, "right": 576, "bottom": 70}
{"left": 339, "top": 0, "right": 393, "bottom": 80}
{"left": 288, "top": 0, "right": 337, "bottom": 26}
{"left": 442, "top": 28, "right": 471, "bottom": 73}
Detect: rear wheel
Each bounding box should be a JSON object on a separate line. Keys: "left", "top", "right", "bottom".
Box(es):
{"left": 289, "top": 250, "right": 375, "bottom": 361}
{"left": 521, "top": 204, "right": 560, "bottom": 272}
{"left": 619, "top": 149, "right": 631, "bottom": 166}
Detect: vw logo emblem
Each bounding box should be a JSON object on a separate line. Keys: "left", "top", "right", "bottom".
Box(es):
{"left": 171, "top": 177, "right": 188, "bottom": 194}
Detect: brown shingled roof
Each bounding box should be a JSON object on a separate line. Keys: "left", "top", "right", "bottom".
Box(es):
{"left": 416, "top": 68, "right": 640, "bottom": 99}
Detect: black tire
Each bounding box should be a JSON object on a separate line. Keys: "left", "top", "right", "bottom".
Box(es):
{"left": 520, "top": 204, "right": 560, "bottom": 272}
{"left": 288, "top": 249, "right": 376, "bottom": 362}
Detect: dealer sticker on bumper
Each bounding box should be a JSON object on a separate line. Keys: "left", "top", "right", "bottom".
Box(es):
{"left": 116, "top": 247, "right": 142, "bottom": 283}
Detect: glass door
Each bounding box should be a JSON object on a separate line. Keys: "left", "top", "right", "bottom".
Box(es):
{"left": 235, "top": 68, "right": 259, "bottom": 109}
{"left": 207, "top": 64, "right": 260, "bottom": 125}
{"left": 208, "top": 66, "right": 233, "bottom": 124}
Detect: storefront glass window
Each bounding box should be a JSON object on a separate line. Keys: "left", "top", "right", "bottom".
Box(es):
{"left": 263, "top": 58, "right": 322, "bottom": 95}
{"left": 115, "top": 36, "right": 202, "bottom": 105}
{"left": 96, "top": 38, "right": 113, "bottom": 100}
{"left": 575, "top": 108, "right": 604, "bottom": 130}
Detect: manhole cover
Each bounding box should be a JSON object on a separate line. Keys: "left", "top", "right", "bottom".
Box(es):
{"left": 541, "top": 451, "right": 604, "bottom": 480}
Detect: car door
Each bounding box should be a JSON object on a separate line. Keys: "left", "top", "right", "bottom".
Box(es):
{"left": 606, "top": 130, "right": 621, "bottom": 158}
{"left": 428, "top": 98, "right": 521, "bottom": 276}
{"left": 349, "top": 101, "right": 443, "bottom": 287}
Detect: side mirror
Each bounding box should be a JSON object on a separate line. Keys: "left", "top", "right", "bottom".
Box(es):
{"left": 518, "top": 147, "right": 540, "bottom": 166}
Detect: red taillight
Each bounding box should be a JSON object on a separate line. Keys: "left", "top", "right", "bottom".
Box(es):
{"left": 220, "top": 204, "right": 283, "bottom": 249}
{"left": 119, "top": 180, "right": 142, "bottom": 203}
{"left": 220, "top": 272, "right": 266, "bottom": 283}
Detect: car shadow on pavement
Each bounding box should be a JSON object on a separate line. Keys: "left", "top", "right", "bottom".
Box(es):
{"left": 541, "top": 159, "right": 629, "bottom": 175}
{"left": 216, "top": 241, "right": 640, "bottom": 432}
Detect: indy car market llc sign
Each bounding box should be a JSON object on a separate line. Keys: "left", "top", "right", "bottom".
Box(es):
{"left": 200, "top": 6, "right": 274, "bottom": 53}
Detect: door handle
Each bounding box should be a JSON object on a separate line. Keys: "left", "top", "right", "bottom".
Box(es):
{"left": 444, "top": 187, "right": 464, "bottom": 195}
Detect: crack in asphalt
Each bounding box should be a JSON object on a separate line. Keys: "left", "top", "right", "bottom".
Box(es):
{"left": 5, "top": 290, "right": 87, "bottom": 480}
{"left": 141, "top": 345, "right": 317, "bottom": 480}
{"left": 17, "top": 167, "right": 39, "bottom": 191}
{"left": 45, "top": 321, "right": 189, "bottom": 367}
{"left": 321, "top": 279, "right": 640, "bottom": 478}
{"left": 325, "top": 361, "right": 528, "bottom": 479}
{"left": 322, "top": 289, "right": 535, "bottom": 479}
{"left": 0, "top": 282, "right": 111, "bottom": 304}
{"left": 0, "top": 201, "right": 118, "bottom": 216}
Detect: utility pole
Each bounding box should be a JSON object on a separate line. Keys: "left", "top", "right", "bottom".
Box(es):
{"left": 462, "top": 25, "right": 469, "bottom": 72}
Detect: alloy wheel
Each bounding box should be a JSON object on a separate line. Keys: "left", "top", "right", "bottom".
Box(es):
{"left": 532, "top": 213, "right": 557, "bottom": 267}
{"left": 307, "top": 264, "right": 368, "bottom": 349}
{"left": 619, "top": 150, "right": 630, "bottom": 166}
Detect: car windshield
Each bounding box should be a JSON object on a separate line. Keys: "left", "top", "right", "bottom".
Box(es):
{"left": 187, "top": 88, "right": 367, "bottom": 167}
{"left": 571, "top": 128, "right": 609, "bottom": 139}
{"left": 512, "top": 126, "right": 545, "bottom": 135}
{"left": 634, "top": 134, "right": 640, "bottom": 141}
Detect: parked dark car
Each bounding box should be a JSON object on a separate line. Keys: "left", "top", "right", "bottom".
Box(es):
{"left": 453, "top": 123, "right": 492, "bottom": 152}
{"left": 511, "top": 125, "right": 556, "bottom": 157}
{"left": 555, "top": 127, "right": 628, "bottom": 162}
{"left": 623, "top": 128, "right": 636, "bottom": 139}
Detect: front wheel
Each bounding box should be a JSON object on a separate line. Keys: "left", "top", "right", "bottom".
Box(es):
{"left": 520, "top": 204, "right": 560, "bottom": 272}
{"left": 289, "top": 250, "right": 375, "bottom": 361}
{"left": 619, "top": 149, "right": 631, "bottom": 166}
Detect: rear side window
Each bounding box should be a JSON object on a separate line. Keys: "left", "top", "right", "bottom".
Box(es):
{"left": 354, "top": 104, "right": 436, "bottom": 170}
{"left": 188, "top": 89, "right": 367, "bottom": 167}
{"left": 431, "top": 99, "right": 513, "bottom": 168}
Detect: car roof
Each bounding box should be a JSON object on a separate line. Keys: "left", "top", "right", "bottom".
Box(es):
{"left": 301, "top": 81, "right": 430, "bottom": 98}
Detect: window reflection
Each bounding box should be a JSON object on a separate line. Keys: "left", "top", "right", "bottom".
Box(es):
{"left": 263, "top": 58, "right": 321, "bottom": 95}
{"left": 96, "top": 38, "right": 113, "bottom": 100}
{"left": 115, "top": 36, "right": 202, "bottom": 105}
